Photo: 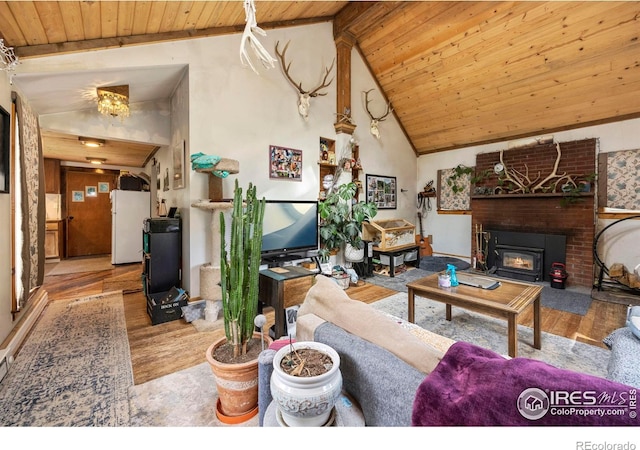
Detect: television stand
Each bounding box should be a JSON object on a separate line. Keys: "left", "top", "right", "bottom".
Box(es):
{"left": 258, "top": 266, "right": 315, "bottom": 338}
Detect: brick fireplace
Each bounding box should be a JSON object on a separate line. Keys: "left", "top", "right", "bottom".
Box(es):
{"left": 471, "top": 138, "right": 596, "bottom": 288}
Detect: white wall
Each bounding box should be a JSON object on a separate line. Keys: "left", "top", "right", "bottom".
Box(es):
{"left": 417, "top": 118, "right": 640, "bottom": 272}
{"left": 4, "top": 21, "right": 417, "bottom": 307}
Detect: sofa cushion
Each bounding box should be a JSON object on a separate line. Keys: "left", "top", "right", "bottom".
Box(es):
{"left": 298, "top": 274, "right": 444, "bottom": 374}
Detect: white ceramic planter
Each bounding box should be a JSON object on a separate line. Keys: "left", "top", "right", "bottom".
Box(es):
{"left": 270, "top": 341, "right": 342, "bottom": 427}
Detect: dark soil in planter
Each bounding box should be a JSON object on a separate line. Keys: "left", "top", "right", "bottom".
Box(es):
{"left": 280, "top": 348, "right": 333, "bottom": 377}
{"left": 213, "top": 337, "right": 264, "bottom": 364}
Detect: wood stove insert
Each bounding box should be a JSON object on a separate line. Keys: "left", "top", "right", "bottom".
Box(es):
{"left": 486, "top": 230, "right": 566, "bottom": 283}
{"left": 495, "top": 244, "right": 544, "bottom": 282}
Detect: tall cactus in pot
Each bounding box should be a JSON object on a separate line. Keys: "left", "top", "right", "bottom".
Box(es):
{"left": 220, "top": 180, "right": 266, "bottom": 358}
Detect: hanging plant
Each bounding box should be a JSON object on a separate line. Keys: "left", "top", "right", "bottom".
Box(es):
{"left": 446, "top": 165, "right": 473, "bottom": 194}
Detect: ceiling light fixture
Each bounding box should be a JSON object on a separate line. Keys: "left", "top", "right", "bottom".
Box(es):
{"left": 79, "top": 137, "right": 105, "bottom": 148}
{"left": 97, "top": 85, "right": 130, "bottom": 120}
{"left": 86, "top": 157, "right": 107, "bottom": 165}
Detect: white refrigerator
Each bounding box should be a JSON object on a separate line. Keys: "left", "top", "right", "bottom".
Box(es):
{"left": 110, "top": 189, "right": 151, "bottom": 264}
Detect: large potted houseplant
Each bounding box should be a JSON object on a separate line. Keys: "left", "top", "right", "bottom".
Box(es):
{"left": 205, "top": 180, "right": 272, "bottom": 424}
{"left": 318, "top": 181, "right": 378, "bottom": 263}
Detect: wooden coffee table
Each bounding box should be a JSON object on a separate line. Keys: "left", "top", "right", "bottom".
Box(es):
{"left": 406, "top": 272, "right": 542, "bottom": 357}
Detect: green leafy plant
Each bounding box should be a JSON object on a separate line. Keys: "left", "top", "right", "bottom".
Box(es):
{"left": 318, "top": 182, "right": 378, "bottom": 262}
{"left": 219, "top": 180, "right": 266, "bottom": 358}
{"left": 560, "top": 173, "right": 597, "bottom": 207}
{"left": 447, "top": 164, "right": 492, "bottom": 194}
{"left": 446, "top": 164, "right": 473, "bottom": 193}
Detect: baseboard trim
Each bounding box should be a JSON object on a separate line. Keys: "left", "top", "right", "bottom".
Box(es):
{"left": 0, "top": 289, "right": 49, "bottom": 373}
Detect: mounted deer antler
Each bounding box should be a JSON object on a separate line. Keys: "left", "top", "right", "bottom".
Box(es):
{"left": 363, "top": 89, "right": 392, "bottom": 139}
{"left": 275, "top": 40, "right": 335, "bottom": 120}
{"left": 239, "top": 0, "right": 277, "bottom": 74}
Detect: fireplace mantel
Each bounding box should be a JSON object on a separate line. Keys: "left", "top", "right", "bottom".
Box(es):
{"left": 471, "top": 192, "right": 593, "bottom": 200}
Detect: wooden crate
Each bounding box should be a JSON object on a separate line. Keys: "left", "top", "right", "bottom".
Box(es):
{"left": 362, "top": 219, "right": 416, "bottom": 250}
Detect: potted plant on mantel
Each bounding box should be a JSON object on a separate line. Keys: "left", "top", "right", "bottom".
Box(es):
{"left": 205, "top": 180, "right": 272, "bottom": 424}
{"left": 318, "top": 181, "right": 378, "bottom": 263}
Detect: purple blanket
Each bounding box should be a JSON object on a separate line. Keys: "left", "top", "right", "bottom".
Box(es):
{"left": 412, "top": 342, "right": 639, "bottom": 426}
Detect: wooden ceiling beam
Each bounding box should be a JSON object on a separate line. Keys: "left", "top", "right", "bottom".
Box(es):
{"left": 14, "top": 15, "right": 334, "bottom": 58}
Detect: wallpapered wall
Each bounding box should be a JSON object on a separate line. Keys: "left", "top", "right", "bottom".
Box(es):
{"left": 602, "top": 148, "right": 640, "bottom": 210}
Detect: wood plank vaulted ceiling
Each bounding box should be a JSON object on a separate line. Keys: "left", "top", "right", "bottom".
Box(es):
{"left": 1, "top": 1, "right": 639, "bottom": 166}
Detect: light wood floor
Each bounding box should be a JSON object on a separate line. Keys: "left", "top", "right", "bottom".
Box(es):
{"left": 39, "top": 259, "right": 629, "bottom": 385}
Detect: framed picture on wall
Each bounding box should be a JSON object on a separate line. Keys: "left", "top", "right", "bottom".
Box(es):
{"left": 366, "top": 174, "right": 397, "bottom": 209}
{"left": 72, "top": 190, "right": 84, "bottom": 202}
{"left": 269, "top": 145, "right": 302, "bottom": 181}
{"left": 85, "top": 186, "right": 97, "bottom": 197}
{"left": 173, "top": 140, "right": 185, "bottom": 189}
{"left": 98, "top": 182, "right": 110, "bottom": 193}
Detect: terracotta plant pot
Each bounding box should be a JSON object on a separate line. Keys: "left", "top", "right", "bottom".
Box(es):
{"left": 206, "top": 332, "right": 272, "bottom": 422}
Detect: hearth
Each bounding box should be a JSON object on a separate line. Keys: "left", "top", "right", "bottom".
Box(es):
{"left": 495, "top": 244, "right": 544, "bottom": 282}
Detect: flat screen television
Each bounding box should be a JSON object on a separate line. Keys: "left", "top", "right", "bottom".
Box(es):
{"left": 261, "top": 200, "right": 318, "bottom": 262}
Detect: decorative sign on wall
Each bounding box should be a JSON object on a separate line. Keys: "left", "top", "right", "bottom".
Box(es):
{"left": 269, "top": 145, "right": 302, "bottom": 181}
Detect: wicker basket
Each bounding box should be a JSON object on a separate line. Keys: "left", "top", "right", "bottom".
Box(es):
{"left": 332, "top": 274, "right": 350, "bottom": 290}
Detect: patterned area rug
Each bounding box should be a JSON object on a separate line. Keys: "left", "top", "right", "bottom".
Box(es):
{"left": 0, "top": 292, "right": 133, "bottom": 426}
{"left": 371, "top": 292, "right": 609, "bottom": 378}
{"left": 128, "top": 361, "right": 258, "bottom": 427}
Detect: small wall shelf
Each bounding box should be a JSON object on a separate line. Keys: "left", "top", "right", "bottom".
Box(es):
{"left": 318, "top": 137, "right": 337, "bottom": 199}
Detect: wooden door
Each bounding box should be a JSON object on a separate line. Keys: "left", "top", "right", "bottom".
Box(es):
{"left": 65, "top": 170, "right": 116, "bottom": 257}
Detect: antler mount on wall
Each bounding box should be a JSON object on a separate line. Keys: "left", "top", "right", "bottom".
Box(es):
{"left": 275, "top": 40, "right": 335, "bottom": 120}
{"left": 363, "top": 89, "right": 393, "bottom": 139}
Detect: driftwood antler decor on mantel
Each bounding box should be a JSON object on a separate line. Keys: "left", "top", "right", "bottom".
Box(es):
{"left": 275, "top": 40, "right": 335, "bottom": 120}
{"left": 363, "top": 89, "right": 393, "bottom": 139}
{"left": 494, "top": 143, "right": 590, "bottom": 195}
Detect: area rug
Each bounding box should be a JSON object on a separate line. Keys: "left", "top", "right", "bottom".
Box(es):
{"left": 46, "top": 255, "right": 113, "bottom": 276}
{"left": 0, "top": 292, "right": 133, "bottom": 426}
{"left": 128, "top": 361, "right": 258, "bottom": 427}
{"left": 371, "top": 292, "right": 609, "bottom": 378}
{"left": 418, "top": 256, "right": 471, "bottom": 272}
{"left": 366, "top": 268, "right": 593, "bottom": 315}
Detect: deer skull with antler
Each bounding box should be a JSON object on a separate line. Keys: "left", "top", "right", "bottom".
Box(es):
{"left": 363, "top": 89, "right": 393, "bottom": 139}
{"left": 275, "top": 41, "right": 335, "bottom": 120}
